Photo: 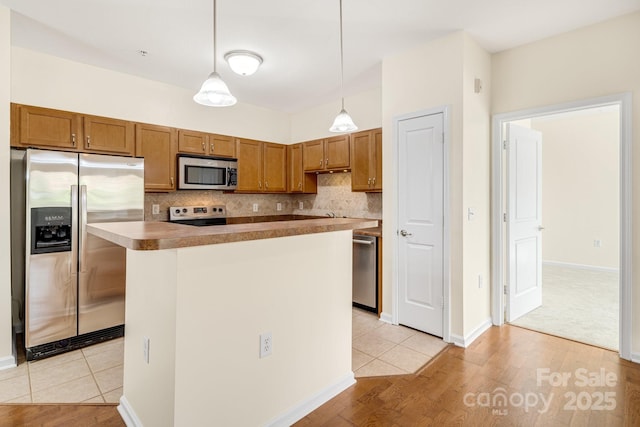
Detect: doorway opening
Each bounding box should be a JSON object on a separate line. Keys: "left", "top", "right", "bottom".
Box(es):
{"left": 491, "top": 93, "right": 632, "bottom": 360}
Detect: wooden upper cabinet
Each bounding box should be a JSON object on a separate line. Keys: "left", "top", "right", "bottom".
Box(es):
{"left": 287, "top": 143, "right": 317, "bottom": 193}
{"left": 263, "top": 142, "right": 287, "bottom": 192}
{"left": 12, "top": 104, "right": 82, "bottom": 150}
{"left": 135, "top": 123, "right": 177, "bottom": 192}
{"left": 235, "top": 138, "right": 263, "bottom": 192}
{"left": 178, "top": 131, "right": 236, "bottom": 158}
{"left": 83, "top": 115, "right": 134, "bottom": 155}
{"left": 325, "top": 135, "right": 350, "bottom": 170}
{"left": 302, "top": 135, "right": 350, "bottom": 172}
{"left": 350, "top": 128, "right": 382, "bottom": 192}
{"left": 209, "top": 134, "right": 235, "bottom": 158}
{"left": 178, "top": 129, "right": 207, "bottom": 155}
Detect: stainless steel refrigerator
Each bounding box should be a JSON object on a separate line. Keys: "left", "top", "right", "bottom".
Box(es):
{"left": 18, "top": 148, "right": 144, "bottom": 360}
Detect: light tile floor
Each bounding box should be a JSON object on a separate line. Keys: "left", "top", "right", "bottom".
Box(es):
{"left": 352, "top": 308, "right": 448, "bottom": 377}
{"left": 0, "top": 311, "right": 445, "bottom": 403}
{"left": 0, "top": 337, "right": 123, "bottom": 404}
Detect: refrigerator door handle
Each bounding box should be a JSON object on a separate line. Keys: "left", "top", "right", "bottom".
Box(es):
{"left": 71, "top": 185, "right": 79, "bottom": 275}
{"left": 79, "top": 184, "right": 88, "bottom": 273}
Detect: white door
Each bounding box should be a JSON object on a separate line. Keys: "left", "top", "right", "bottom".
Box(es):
{"left": 397, "top": 113, "right": 444, "bottom": 336}
{"left": 506, "top": 123, "right": 543, "bottom": 322}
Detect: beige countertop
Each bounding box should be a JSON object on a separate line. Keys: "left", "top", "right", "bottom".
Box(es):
{"left": 88, "top": 217, "right": 379, "bottom": 251}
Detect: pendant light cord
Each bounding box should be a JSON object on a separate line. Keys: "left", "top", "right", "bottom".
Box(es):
{"left": 339, "top": 0, "right": 345, "bottom": 110}
{"left": 213, "top": 0, "right": 217, "bottom": 73}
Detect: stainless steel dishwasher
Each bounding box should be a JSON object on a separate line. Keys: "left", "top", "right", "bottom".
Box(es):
{"left": 352, "top": 233, "right": 377, "bottom": 312}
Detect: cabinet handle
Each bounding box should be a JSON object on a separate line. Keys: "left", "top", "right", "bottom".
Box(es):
{"left": 265, "top": 181, "right": 269, "bottom": 189}
{"left": 298, "top": 182, "right": 302, "bottom": 189}
{"left": 372, "top": 177, "right": 376, "bottom": 186}
{"left": 170, "top": 177, "right": 174, "bottom": 186}
{"left": 368, "top": 178, "right": 371, "bottom": 185}
{"left": 202, "top": 142, "right": 205, "bottom": 152}
{"left": 71, "top": 133, "right": 76, "bottom": 146}
{"left": 86, "top": 135, "right": 91, "bottom": 147}
{"left": 259, "top": 181, "right": 262, "bottom": 189}
{"left": 210, "top": 143, "right": 214, "bottom": 152}
{"left": 319, "top": 159, "right": 323, "bottom": 166}
{"left": 325, "top": 158, "right": 328, "bottom": 166}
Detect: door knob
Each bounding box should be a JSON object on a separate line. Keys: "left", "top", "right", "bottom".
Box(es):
{"left": 538, "top": 226, "right": 545, "bottom": 231}
{"left": 400, "top": 229, "right": 412, "bottom": 237}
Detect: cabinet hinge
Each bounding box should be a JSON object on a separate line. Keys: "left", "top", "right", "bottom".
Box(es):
{"left": 504, "top": 285, "right": 508, "bottom": 295}
{"left": 441, "top": 296, "right": 445, "bottom": 309}
{"left": 503, "top": 140, "right": 507, "bottom": 150}
{"left": 503, "top": 213, "right": 507, "bottom": 222}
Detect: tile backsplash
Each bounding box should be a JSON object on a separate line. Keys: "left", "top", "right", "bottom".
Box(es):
{"left": 145, "top": 172, "right": 382, "bottom": 221}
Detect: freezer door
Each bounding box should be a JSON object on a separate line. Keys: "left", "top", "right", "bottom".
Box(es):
{"left": 25, "top": 149, "right": 79, "bottom": 347}
{"left": 78, "top": 154, "right": 144, "bottom": 334}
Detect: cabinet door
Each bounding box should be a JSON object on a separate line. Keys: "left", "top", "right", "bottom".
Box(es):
{"left": 83, "top": 115, "right": 134, "bottom": 155}
{"left": 287, "top": 144, "right": 317, "bottom": 194}
{"left": 178, "top": 130, "right": 208, "bottom": 155}
{"left": 371, "top": 129, "right": 383, "bottom": 191}
{"left": 15, "top": 104, "right": 81, "bottom": 150}
{"left": 302, "top": 139, "right": 325, "bottom": 171}
{"left": 263, "top": 142, "right": 287, "bottom": 192}
{"left": 135, "top": 123, "right": 177, "bottom": 192}
{"left": 236, "top": 138, "right": 263, "bottom": 192}
{"left": 325, "top": 135, "right": 350, "bottom": 170}
{"left": 209, "top": 134, "right": 236, "bottom": 158}
{"left": 350, "top": 130, "right": 373, "bottom": 191}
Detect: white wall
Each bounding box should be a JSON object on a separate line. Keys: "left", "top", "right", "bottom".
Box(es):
{"left": 11, "top": 47, "right": 291, "bottom": 144}
{"left": 0, "top": 6, "right": 14, "bottom": 369}
{"left": 492, "top": 11, "right": 640, "bottom": 353}
{"left": 532, "top": 110, "right": 619, "bottom": 269}
{"left": 122, "top": 232, "right": 353, "bottom": 426}
{"left": 290, "top": 87, "right": 382, "bottom": 142}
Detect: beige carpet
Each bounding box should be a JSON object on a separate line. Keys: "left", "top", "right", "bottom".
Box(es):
{"left": 510, "top": 263, "right": 618, "bottom": 350}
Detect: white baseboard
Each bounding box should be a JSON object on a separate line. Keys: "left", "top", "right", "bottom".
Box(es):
{"left": 264, "top": 372, "right": 356, "bottom": 427}
{"left": 542, "top": 260, "right": 619, "bottom": 273}
{"left": 379, "top": 312, "right": 393, "bottom": 324}
{"left": 450, "top": 318, "right": 493, "bottom": 348}
{"left": 118, "top": 395, "right": 143, "bottom": 427}
{"left": 0, "top": 355, "right": 17, "bottom": 371}
{"left": 631, "top": 353, "right": 640, "bottom": 364}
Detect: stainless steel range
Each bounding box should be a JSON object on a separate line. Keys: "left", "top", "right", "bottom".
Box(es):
{"left": 169, "top": 205, "right": 227, "bottom": 226}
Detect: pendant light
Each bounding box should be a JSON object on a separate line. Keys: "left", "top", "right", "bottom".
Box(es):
{"left": 194, "top": 0, "right": 237, "bottom": 107}
{"left": 329, "top": 0, "right": 357, "bottom": 133}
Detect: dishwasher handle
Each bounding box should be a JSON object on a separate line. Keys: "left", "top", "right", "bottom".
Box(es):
{"left": 353, "top": 238, "right": 374, "bottom": 245}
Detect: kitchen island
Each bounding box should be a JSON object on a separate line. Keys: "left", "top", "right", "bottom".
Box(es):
{"left": 88, "top": 217, "right": 377, "bottom": 427}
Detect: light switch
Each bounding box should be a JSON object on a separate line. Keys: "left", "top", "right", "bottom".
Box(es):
{"left": 468, "top": 207, "right": 476, "bottom": 221}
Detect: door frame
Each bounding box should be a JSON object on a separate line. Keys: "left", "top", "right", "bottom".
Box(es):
{"left": 490, "top": 93, "right": 632, "bottom": 361}
{"left": 392, "top": 105, "right": 451, "bottom": 343}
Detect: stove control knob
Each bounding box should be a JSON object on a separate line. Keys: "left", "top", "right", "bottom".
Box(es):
{"left": 212, "top": 208, "right": 217, "bottom": 212}
{"left": 182, "top": 208, "right": 187, "bottom": 213}
{"left": 174, "top": 209, "right": 180, "bottom": 214}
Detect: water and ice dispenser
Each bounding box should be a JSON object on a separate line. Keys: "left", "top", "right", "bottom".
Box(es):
{"left": 30, "top": 207, "right": 72, "bottom": 254}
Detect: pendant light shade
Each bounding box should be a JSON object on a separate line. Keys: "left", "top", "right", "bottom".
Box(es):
{"left": 329, "top": 0, "right": 357, "bottom": 132}
{"left": 193, "top": 71, "right": 237, "bottom": 106}
{"left": 194, "top": 0, "right": 236, "bottom": 107}
{"left": 330, "top": 108, "right": 357, "bottom": 133}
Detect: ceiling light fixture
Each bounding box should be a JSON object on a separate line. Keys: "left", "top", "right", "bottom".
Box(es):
{"left": 329, "top": 0, "right": 357, "bottom": 133}
{"left": 225, "top": 50, "right": 263, "bottom": 76}
{"left": 194, "top": 0, "right": 237, "bottom": 107}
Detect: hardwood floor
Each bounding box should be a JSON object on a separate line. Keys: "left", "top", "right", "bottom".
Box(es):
{"left": 0, "top": 404, "right": 124, "bottom": 426}
{"left": 296, "top": 325, "right": 640, "bottom": 426}
{"left": 1, "top": 325, "right": 638, "bottom": 426}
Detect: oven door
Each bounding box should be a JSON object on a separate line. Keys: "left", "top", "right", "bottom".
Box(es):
{"left": 178, "top": 156, "right": 236, "bottom": 190}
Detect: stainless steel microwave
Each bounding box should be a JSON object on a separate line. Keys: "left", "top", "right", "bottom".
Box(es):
{"left": 177, "top": 155, "right": 238, "bottom": 190}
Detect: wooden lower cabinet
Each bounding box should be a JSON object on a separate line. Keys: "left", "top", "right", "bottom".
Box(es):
{"left": 135, "top": 123, "right": 177, "bottom": 192}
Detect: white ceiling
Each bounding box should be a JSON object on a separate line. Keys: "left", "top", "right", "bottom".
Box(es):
{"left": 1, "top": 0, "right": 639, "bottom": 113}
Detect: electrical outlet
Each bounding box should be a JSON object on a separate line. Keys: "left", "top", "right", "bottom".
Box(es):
{"left": 260, "top": 332, "right": 272, "bottom": 358}
{"left": 143, "top": 337, "right": 150, "bottom": 364}
{"left": 276, "top": 202, "right": 282, "bottom": 211}
{"left": 299, "top": 201, "right": 304, "bottom": 210}
{"left": 152, "top": 204, "right": 160, "bottom": 215}
{"left": 252, "top": 203, "right": 259, "bottom": 212}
